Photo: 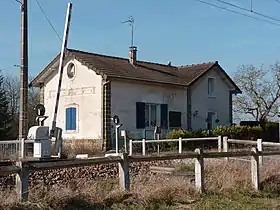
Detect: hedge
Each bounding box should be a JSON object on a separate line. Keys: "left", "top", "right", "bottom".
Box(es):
{"left": 166, "top": 123, "right": 279, "bottom": 142}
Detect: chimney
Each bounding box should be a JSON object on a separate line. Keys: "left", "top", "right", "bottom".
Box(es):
{"left": 129, "top": 46, "right": 137, "bottom": 64}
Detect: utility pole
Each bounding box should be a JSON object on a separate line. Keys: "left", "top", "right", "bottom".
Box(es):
{"left": 19, "top": 0, "right": 28, "bottom": 141}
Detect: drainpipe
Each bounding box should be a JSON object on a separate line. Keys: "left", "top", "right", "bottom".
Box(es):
{"left": 101, "top": 80, "right": 110, "bottom": 151}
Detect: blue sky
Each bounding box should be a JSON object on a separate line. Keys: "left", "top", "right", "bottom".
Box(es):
{"left": 1, "top": 0, "right": 280, "bottom": 77}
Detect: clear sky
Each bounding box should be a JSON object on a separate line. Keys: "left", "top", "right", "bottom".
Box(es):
{"left": 1, "top": 0, "right": 280, "bottom": 77}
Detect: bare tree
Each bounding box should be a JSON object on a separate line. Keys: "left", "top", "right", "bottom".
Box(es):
{"left": 2, "top": 74, "right": 40, "bottom": 138}
{"left": 27, "top": 75, "right": 40, "bottom": 128}
{"left": 3, "top": 74, "right": 20, "bottom": 119}
{"left": 233, "top": 63, "right": 280, "bottom": 121}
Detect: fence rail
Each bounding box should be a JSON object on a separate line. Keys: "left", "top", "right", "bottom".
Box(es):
{"left": 129, "top": 136, "right": 221, "bottom": 155}
{"left": 1, "top": 147, "right": 280, "bottom": 202}
{"left": 0, "top": 139, "right": 35, "bottom": 160}
{"left": 223, "top": 137, "right": 280, "bottom": 164}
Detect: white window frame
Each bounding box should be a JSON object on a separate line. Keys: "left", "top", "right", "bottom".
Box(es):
{"left": 144, "top": 103, "right": 161, "bottom": 129}
{"left": 208, "top": 77, "right": 216, "bottom": 97}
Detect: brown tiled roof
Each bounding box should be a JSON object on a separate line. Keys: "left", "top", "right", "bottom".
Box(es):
{"left": 68, "top": 49, "right": 186, "bottom": 86}
{"left": 29, "top": 48, "right": 241, "bottom": 93}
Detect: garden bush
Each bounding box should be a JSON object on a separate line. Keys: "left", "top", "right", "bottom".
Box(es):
{"left": 165, "top": 123, "right": 279, "bottom": 149}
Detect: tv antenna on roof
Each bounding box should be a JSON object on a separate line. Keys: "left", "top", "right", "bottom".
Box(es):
{"left": 122, "top": 16, "right": 135, "bottom": 47}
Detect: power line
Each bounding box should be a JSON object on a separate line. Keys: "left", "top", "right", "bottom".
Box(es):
{"left": 216, "top": 0, "right": 280, "bottom": 23}
{"left": 35, "top": 0, "right": 62, "bottom": 41}
{"left": 194, "top": 0, "right": 280, "bottom": 27}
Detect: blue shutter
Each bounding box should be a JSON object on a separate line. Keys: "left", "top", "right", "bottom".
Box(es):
{"left": 136, "top": 102, "right": 145, "bottom": 129}
{"left": 65, "top": 108, "right": 71, "bottom": 130}
{"left": 71, "top": 107, "right": 77, "bottom": 130}
{"left": 66, "top": 107, "right": 77, "bottom": 130}
{"left": 160, "top": 104, "right": 168, "bottom": 129}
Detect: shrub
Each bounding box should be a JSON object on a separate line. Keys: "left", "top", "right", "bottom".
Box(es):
{"left": 166, "top": 123, "right": 278, "bottom": 142}
{"left": 212, "top": 125, "right": 263, "bottom": 140}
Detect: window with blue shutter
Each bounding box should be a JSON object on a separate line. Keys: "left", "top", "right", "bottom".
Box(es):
{"left": 136, "top": 102, "right": 145, "bottom": 129}
{"left": 65, "top": 107, "right": 77, "bottom": 130}
{"left": 160, "top": 104, "right": 168, "bottom": 129}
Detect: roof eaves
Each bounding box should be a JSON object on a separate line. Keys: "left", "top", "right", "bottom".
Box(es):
{"left": 215, "top": 63, "right": 242, "bottom": 94}
{"left": 186, "top": 62, "right": 217, "bottom": 85}
{"left": 68, "top": 51, "right": 108, "bottom": 79}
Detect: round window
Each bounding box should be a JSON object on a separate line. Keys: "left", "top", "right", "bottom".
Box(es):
{"left": 67, "top": 62, "right": 76, "bottom": 79}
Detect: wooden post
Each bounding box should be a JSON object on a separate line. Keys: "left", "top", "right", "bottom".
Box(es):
{"left": 218, "top": 136, "right": 222, "bottom": 152}
{"left": 257, "top": 139, "right": 263, "bottom": 165}
{"left": 129, "top": 140, "right": 133, "bottom": 156}
{"left": 223, "top": 136, "right": 228, "bottom": 161}
{"left": 194, "top": 148, "right": 205, "bottom": 193}
{"left": 16, "top": 161, "right": 29, "bottom": 201}
{"left": 178, "top": 137, "right": 182, "bottom": 154}
{"left": 142, "top": 139, "right": 146, "bottom": 156}
{"left": 118, "top": 153, "right": 130, "bottom": 191}
{"left": 251, "top": 147, "right": 260, "bottom": 190}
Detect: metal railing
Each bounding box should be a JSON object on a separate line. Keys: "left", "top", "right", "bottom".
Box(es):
{"left": 0, "top": 139, "right": 34, "bottom": 160}
{"left": 129, "top": 136, "right": 221, "bottom": 156}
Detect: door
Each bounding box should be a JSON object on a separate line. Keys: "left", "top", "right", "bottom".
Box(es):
{"left": 206, "top": 111, "right": 217, "bottom": 130}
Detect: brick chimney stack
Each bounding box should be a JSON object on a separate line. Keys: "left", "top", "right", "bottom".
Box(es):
{"left": 129, "top": 46, "right": 137, "bottom": 64}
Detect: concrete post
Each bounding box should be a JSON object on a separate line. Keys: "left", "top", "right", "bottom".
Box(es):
{"left": 142, "top": 139, "right": 146, "bottom": 156}
{"left": 194, "top": 148, "right": 205, "bottom": 193}
{"left": 223, "top": 136, "right": 229, "bottom": 161}
{"left": 16, "top": 161, "right": 29, "bottom": 202}
{"left": 257, "top": 139, "right": 263, "bottom": 165}
{"left": 178, "top": 137, "right": 182, "bottom": 154}
{"left": 129, "top": 140, "right": 133, "bottom": 156}
{"left": 251, "top": 147, "right": 260, "bottom": 190}
{"left": 218, "top": 136, "right": 222, "bottom": 152}
{"left": 118, "top": 153, "right": 130, "bottom": 191}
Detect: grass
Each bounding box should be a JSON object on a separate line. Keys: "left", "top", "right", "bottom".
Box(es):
{"left": 61, "top": 139, "right": 103, "bottom": 158}
{"left": 2, "top": 157, "right": 280, "bottom": 209}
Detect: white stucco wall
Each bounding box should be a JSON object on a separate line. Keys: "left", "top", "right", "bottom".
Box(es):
{"left": 191, "top": 67, "right": 231, "bottom": 130}
{"left": 111, "top": 80, "right": 188, "bottom": 139}
{"left": 43, "top": 58, "right": 102, "bottom": 139}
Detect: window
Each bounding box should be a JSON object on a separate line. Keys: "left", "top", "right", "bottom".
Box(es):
{"left": 145, "top": 103, "right": 159, "bottom": 127}
{"left": 208, "top": 77, "right": 215, "bottom": 97}
{"left": 169, "top": 111, "right": 182, "bottom": 128}
{"left": 67, "top": 62, "right": 76, "bottom": 79}
{"left": 65, "top": 107, "right": 77, "bottom": 130}
{"left": 136, "top": 102, "right": 168, "bottom": 129}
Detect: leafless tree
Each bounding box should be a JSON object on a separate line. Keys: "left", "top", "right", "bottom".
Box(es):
{"left": 2, "top": 74, "right": 40, "bottom": 138}
{"left": 233, "top": 63, "right": 280, "bottom": 122}
{"left": 27, "top": 75, "right": 40, "bottom": 128}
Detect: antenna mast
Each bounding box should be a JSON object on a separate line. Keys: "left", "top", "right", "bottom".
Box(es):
{"left": 122, "top": 16, "right": 135, "bottom": 47}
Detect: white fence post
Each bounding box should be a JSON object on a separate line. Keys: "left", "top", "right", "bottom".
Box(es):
{"left": 223, "top": 136, "right": 228, "bottom": 161}
{"left": 118, "top": 153, "right": 130, "bottom": 191}
{"left": 218, "top": 136, "right": 222, "bottom": 152}
{"left": 16, "top": 161, "right": 29, "bottom": 202}
{"left": 251, "top": 147, "right": 260, "bottom": 190}
{"left": 129, "top": 140, "right": 133, "bottom": 156}
{"left": 194, "top": 148, "right": 205, "bottom": 193}
{"left": 142, "top": 139, "right": 146, "bottom": 156}
{"left": 257, "top": 139, "right": 263, "bottom": 165}
{"left": 178, "top": 137, "right": 182, "bottom": 154}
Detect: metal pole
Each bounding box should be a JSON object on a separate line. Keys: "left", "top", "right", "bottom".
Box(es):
{"left": 50, "top": 3, "right": 72, "bottom": 139}
{"left": 115, "top": 126, "right": 119, "bottom": 154}
{"left": 18, "top": 0, "right": 28, "bottom": 141}
{"left": 278, "top": 107, "right": 280, "bottom": 143}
